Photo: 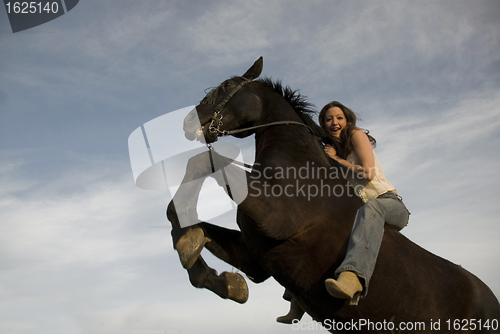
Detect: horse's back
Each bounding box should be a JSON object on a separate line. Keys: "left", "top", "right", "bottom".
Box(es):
{"left": 369, "top": 227, "right": 500, "bottom": 330}
{"left": 465, "top": 266, "right": 500, "bottom": 323}
{"left": 283, "top": 223, "right": 500, "bottom": 333}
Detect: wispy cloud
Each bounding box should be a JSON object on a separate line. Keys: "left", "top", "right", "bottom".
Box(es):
{"left": 1, "top": 1, "right": 499, "bottom": 333}
{"left": 365, "top": 90, "right": 500, "bottom": 298}
{"left": 0, "top": 151, "right": 300, "bottom": 334}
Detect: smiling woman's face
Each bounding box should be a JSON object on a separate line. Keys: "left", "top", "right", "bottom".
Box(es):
{"left": 323, "top": 106, "right": 347, "bottom": 138}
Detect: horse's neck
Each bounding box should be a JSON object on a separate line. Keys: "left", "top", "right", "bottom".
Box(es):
{"left": 254, "top": 99, "right": 326, "bottom": 167}
{"left": 246, "top": 98, "right": 342, "bottom": 239}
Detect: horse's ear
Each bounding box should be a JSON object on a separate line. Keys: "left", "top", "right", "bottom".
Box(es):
{"left": 242, "top": 57, "right": 263, "bottom": 80}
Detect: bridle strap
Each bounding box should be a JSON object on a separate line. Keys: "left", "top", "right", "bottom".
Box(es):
{"left": 206, "top": 77, "right": 324, "bottom": 145}
{"left": 207, "top": 121, "right": 323, "bottom": 170}
{"left": 214, "top": 77, "right": 252, "bottom": 113}
{"left": 208, "top": 77, "right": 252, "bottom": 135}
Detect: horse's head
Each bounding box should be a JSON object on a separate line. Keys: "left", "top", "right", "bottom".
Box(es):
{"left": 183, "top": 57, "right": 264, "bottom": 143}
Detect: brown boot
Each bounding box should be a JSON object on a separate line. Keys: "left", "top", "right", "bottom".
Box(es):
{"left": 174, "top": 227, "right": 210, "bottom": 269}
{"left": 325, "top": 271, "right": 362, "bottom": 299}
{"left": 276, "top": 298, "right": 305, "bottom": 324}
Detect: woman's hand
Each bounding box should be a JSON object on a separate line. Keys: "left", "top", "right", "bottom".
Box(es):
{"left": 324, "top": 144, "right": 338, "bottom": 160}
{"left": 324, "top": 131, "right": 376, "bottom": 182}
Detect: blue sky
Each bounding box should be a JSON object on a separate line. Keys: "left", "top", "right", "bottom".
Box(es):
{"left": 1, "top": 1, "right": 499, "bottom": 333}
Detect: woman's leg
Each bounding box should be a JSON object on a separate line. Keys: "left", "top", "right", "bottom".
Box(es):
{"left": 327, "top": 195, "right": 409, "bottom": 298}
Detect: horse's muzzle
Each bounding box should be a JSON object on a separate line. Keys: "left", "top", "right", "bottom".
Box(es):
{"left": 183, "top": 108, "right": 201, "bottom": 141}
{"left": 183, "top": 105, "right": 217, "bottom": 143}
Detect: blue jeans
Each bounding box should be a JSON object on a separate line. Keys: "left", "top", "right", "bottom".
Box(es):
{"left": 334, "top": 192, "right": 410, "bottom": 297}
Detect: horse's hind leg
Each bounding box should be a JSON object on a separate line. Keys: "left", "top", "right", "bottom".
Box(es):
{"left": 188, "top": 254, "right": 249, "bottom": 304}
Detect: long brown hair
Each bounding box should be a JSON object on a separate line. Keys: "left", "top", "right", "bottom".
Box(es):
{"left": 319, "top": 101, "right": 376, "bottom": 159}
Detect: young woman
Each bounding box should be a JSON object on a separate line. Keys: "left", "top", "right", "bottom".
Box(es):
{"left": 277, "top": 101, "right": 410, "bottom": 323}
{"left": 320, "top": 101, "right": 410, "bottom": 301}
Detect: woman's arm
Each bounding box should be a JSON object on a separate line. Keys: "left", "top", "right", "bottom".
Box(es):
{"left": 324, "top": 130, "right": 375, "bottom": 181}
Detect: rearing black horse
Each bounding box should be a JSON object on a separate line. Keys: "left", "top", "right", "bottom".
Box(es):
{"left": 167, "top": 57, "right": 500, "bottom": 333}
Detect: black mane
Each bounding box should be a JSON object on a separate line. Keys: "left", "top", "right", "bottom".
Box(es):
{"left": 257, "top": 77, "right": 325, "bottom": 139}
{"left": 200, "top": 76, "right": 326, "bottom": 140}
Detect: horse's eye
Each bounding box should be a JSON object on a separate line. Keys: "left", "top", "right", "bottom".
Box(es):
{"left": 223, "top": 81, "right": 232, "bottom": 88}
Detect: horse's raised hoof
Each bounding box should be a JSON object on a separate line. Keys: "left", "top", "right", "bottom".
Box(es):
{"left": 175, "top": 227, "right": 210, "bottom": 269}
{"left": 276, "top": 298, "right": 305, "bottom": 324}
{"left": 222, "top": 272, "right": 249, "bottom": 304}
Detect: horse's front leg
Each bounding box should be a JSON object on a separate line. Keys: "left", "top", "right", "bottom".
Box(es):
{"left": 199, "top": 221, "right": 271, "bottom": 284}
{"left": 167, "top": 150, "right": 214, "bottom": 269}
{"left": 168, "top": 148, "right": 249, "bottom": 269}
{"left": 168, "top": 150, "right": 214, "bottom": 231}
{"left": 166, "top": 149, "right": 253, "bottom": 302}
{"left": 167, "top": 199, "right": 209, "bottom": 269}
{"left": 187, "top": 255, "right": 249, "bottom": 304}
{"left": 168, "top": 201, "right": 252, "bottom": 304}
{"left": 167, "top": 149, "right": 274, "bottom": 303}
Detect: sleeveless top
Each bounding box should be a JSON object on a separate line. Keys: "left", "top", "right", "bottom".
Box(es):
{"left": 346, "top": 150, "right": 396, "bottom": 203}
